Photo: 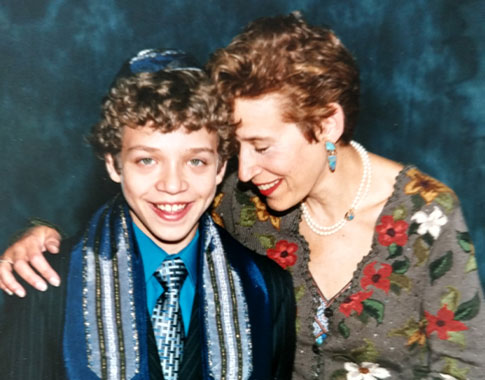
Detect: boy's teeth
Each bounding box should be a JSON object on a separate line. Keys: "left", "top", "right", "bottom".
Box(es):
{"left": 156, "top": 203, "right": 186, "bottom": 212}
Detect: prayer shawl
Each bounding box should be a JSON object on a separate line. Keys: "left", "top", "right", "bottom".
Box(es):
{"left": 63, "top": 195, "right": 270, "bottom": 379}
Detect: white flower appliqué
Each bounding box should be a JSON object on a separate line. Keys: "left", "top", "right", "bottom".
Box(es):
{"left": 344, "top": 362, "right": 391, "bottom": 380}
{"left": 411, "top": 206, "right": 448, "bottom": 239}
{"left": 439, "top": 374, "right": 459, "bottom": 380}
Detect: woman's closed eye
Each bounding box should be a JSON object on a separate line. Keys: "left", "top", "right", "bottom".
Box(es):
{"left": 254, "top": 146, "right": 269, "bottom": 153}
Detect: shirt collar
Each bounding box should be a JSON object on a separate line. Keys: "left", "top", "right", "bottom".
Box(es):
{"left": 132, "top": 222, "right": 199, "bottom": 286}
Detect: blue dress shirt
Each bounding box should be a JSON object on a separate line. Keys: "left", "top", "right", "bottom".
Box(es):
{"left": 132, "top": 222, "right": 199, "bottom": 335}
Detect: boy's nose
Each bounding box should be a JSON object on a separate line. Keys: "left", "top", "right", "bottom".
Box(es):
{"left": 155, "top": 165, "right": 188, "bottom": 194}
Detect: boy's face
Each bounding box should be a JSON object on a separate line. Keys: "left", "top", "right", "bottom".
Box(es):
{"left": 105, "top": 124, "right": 226, "bottom": 254}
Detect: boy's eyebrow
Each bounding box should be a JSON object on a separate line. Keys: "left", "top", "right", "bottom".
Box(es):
{"left": 186, "top": 147, "right": 217, "bottom": 154}
{"left": 126, "top": 146, "right": 217, "bottom": 154}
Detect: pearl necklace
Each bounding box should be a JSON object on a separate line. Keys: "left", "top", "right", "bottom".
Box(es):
{"left": 301, "top": 140, "right": 372, "bottom": 236}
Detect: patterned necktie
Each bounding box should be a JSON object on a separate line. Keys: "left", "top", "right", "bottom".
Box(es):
{"left": 151, "top": 257, "right": 187, "bottom": 380}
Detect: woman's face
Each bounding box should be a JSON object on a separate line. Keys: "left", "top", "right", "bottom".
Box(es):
{"left": 233, "top": 93, "right": 327, "bottom": 211}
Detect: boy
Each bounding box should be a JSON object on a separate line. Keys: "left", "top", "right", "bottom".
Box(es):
{"left": 0, "top": 49, "right": 295, "bottom": 380}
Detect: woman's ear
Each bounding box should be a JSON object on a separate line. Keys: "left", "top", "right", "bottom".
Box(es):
{"left": 314, "top": 102, "right": 345, "bottom": 143}
{"left": 105, "top": 154, "right": 122, "bottom": 183}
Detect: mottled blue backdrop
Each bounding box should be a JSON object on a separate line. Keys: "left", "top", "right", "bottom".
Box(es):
{"left": 1, "top": 0, "right": 484, "bottom": 289}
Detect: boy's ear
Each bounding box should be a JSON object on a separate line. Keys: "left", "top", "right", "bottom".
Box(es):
{"left": 314, "top": 102, "right": 345, "bottom": 143}
{"left": 105, "top": 154, "right": 122, "bottom": 183}
{"left": 216, "top": 160, "right": 227, "bottom": 185}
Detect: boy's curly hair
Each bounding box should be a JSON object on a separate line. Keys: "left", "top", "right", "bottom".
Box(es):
{"left": 89, "top": 69, "right": 236, "bottom": 165}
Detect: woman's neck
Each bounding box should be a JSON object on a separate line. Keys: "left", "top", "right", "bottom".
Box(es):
{"left": 303, "top": 142, "right": 367, "bottom": 226}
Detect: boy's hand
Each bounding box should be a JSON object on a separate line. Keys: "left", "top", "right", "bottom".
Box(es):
{"left": 0, "top": 226, "right": 62, "bottom": 297}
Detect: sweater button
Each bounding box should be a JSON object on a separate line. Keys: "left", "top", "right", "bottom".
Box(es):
{"left": 312, "top": 343, "right": 320, "bottom": 354}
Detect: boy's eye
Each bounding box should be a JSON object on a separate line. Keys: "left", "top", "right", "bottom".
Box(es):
{"left": 137, "top": 157, "right": 155, "bottom": 166}
{"left": 189, "top": 158, "right": 205, "bottom": 167}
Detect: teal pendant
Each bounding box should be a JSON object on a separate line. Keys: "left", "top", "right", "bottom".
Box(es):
{"left": 315, "top": 334, "right": 327, "bottom": 345}
{"left": 345, "top": 209, "right": 355, "bottom": 221}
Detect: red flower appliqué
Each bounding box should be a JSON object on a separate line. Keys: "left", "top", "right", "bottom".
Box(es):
{"left": 425, "top": 305, "right": 468, "bottom": 340}
{"left": 339, "top": 290, "right": 373, "bottom": 317}
{"left": 376, "top": 215, "right": 409, "bottom": 246}
{"left": 267, "top": 240, "right": 298, "bottom": 269}
{"left": 361, "top": 261, "right": 393, "bottom": 294}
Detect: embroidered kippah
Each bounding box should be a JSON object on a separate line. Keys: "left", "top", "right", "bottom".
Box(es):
{"left": 116, "top": 48, "right": 202, "bottom": 79}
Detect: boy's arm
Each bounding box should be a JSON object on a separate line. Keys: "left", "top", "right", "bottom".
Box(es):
{"left": 271, "top": 268, "right": 296, "bottom": 380}
{"left": 254, "top": 253, "right": 296, "bottom": 379}
{"left": 0, "top": 226, "right": 62, "bottom": 297}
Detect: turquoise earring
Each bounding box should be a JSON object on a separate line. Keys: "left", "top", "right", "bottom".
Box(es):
{"left": 325, "top": 141, "right": 337, "bottom": 172}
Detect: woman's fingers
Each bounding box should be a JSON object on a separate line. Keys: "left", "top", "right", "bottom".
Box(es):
{"left": 0, "top": 261, "right": 26, "bottom": 297}
{"left": 0, "top": 225, "right": 63, "bottom": 296}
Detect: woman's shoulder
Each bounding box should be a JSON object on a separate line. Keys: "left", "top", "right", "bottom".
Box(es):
{"left": 369, "top": 154, "right": 458, "bottom": 207}
{"left": 392, "top": 165, "right": 459, "bottom": 209}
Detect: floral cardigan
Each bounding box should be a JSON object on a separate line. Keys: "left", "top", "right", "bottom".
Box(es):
{"left": 212, "top": 165, "right": 485, "bottom": 380}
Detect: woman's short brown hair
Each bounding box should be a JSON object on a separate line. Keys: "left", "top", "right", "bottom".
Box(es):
{"left": 89, "top": 69, "right": 236, "bottom": 164}
{"left": 207, "top": 11, "right": 360, "bottom": 143}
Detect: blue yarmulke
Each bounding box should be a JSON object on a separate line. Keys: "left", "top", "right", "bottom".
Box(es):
{"left": 115, "top": 48, "right": 202, "bottom": 79}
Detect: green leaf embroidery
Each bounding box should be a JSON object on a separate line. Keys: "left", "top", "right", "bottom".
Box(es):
{"left": 413, "top": 237, "right": 430, "bottom": 267}
{"left": 456, "top": 231, "right": 473, "bottom": 253}
{"left": 330, "top": 369, "right": 347, "bottom": 380}
{"left": 454, "top": 293, "right": 480, "bottom": 321}
{"left": 389, "top": 273, "right": 412, "bottom": 292}
{"left": 442, "top": 357, "right": 470, "bottom": 380}
{"left": 362, "top": 299, "right": 385, "bottom": 324}
{"left": 465, "top": 254, "right": 477, "bottom": 273}
{"left": 351, "top": 338, "right": 379, "bottom": 363}
{"left": 331, "top": 353, "right": 354, "bottom": 363}
{"left": 408, "top": 221, "right": 420, "bottom": 236}
{"left": 411, "top": 194, "right": 426, "bottom": 212}
{"left": 422, "top": 232, "right": 434, "bottom": 247}
{"left": 429, "top": 251, "right": 453, "bottom": 284}
{"left": 387, "top": 243, "right": 403, "bottom": 259}
{"left": 257, "top": 234, "right": 276, "bottom": 249}
{"left": 388, "top": 318, "right": 420, "bottom": 338}
{"left": 392, "top": 257, "right": 410, "bottom": 274}
{"left": 294, "top": 285, "right": 305, "bottom": 303}
{"left": 234, "top": 189, "right": 252, "bottom": 205}
{"left": 239, "top": 205, "right": 256, "bottom": 227}
{"left": 435, "top": 192, "right": 455, "bottom": 213}
{"left": 393, "top": 205, "right": 407, "bottom": 221}
{"left": 338, "top": 320, "right": 350, "bottom": 339}
{"left": 440, "top": 286, "right": 460, "bottom": 312}
{"left": 412, "top": 366, "right": 432, "bottom": 379}
{"left": 447, "top": 331, "right": 466, "bottom": 348}
{"left": 390, "top": 283, "right": 401, "bottom": 295}
{"left": 356, "top": 310, "right": 370, "bottom": 324}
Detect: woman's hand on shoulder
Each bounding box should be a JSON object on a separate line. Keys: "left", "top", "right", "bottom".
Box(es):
{"left": 0, "top": 226, "right": 62, "bottom": 297}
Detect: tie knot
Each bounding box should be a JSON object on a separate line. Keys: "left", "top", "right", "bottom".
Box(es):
{"left": 154, "top": 257, "right": 187, "bottom": 290}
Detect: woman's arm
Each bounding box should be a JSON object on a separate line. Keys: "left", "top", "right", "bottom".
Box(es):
{"left": 0, "top": 226, "right": 62, "bottom": 297}
{"left": 420, "top": 200, "right": 485, "bottom": 378}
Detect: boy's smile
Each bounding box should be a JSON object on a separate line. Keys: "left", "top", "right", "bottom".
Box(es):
{"left": 105, "top": 124, "right": 226, "bottom": 254}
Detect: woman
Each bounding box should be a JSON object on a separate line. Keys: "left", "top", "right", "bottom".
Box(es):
{"left": 2, "top": 12, "right": 484, "bottom": 379}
